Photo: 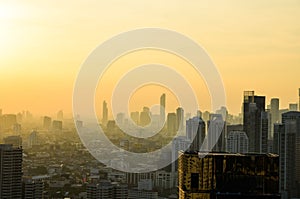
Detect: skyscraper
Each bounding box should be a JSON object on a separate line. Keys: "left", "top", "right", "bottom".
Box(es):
{"left": 43, "top": 116, "right": 52, "bottom": 129}
{"left": 0, "top": 144, "right": 23, "bottom": 198}
{"left": 102, "top": 101, "right": 108, "bottom": 126}
{"left": 208, "top": 114, "right": 225, "bottom": 152}
{"left": 270, "top": 98, "right": 280, "bottom": 126}
{"left": 160, "top": 93, "right": 166, "bottom": 126}
{"left": 243, "top": 91, "right": 265, "bottom": 153}
{"left": 176, "top": 107, "right": 184, "bottom": 134}
{"left": 186, "top": 116, "right": 205, "bottom": 151}
{"left": 178, "top": 151, "right": 280, "bottom": 199}
{"left": 279, "top": 111, "right": 300, "bottom": 199}
{"left": 260, "top": 111, "right": 269, "bottom": 153}
{"left": 167, "top": 113, "right": 177, "bottom": 134}
{"left": 226, "top": 131, "right": 249, "bottom": 153}
{"left": 140, "top": 107, "right": 151, "bottom": 127}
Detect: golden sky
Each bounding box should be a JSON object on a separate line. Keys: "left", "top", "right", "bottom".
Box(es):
{"left": 0, "top": 0, "right": 300, "bottom": 117}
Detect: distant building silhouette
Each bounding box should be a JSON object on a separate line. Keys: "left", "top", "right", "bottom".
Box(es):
{"left": 140, "top": 107, "right": 151, "bottom": 127}
{"left": 43, "top": 116, "right": 52, "bottom": 129}
{"left": 208, "top": 114, "right": 225, "bottom": 152}
{"left": 52, "top": 120, "right": 62, "bottom": 131}
{"left": 167, "top": 113, "right": 177, "bottom": 134}
{"left": 226, "top": 131, "right": 248, "bottom": 153}
{"left": 186, "top": 116, "right": 205, "bottom": 151}
{"left": 102, "top": 101, "right": 108, "bottom": 127}
{"left": 176, "top": 107, "right": 184, "bottom": 134}
{"left": 243, "top": 91, "right": 266, "bottom": 153}
{"left": 160, "top": 94, "right": 166, "bottom": 126}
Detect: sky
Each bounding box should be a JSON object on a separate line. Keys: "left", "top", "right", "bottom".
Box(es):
{"left": 0, "top": 0, "right": 300, "bottom": 117}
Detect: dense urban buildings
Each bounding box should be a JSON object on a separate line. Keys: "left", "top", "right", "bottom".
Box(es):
{"left": 0, "top": 144, "right": 23, "bottom": 198}
{"left": 178, "top": 151, "right": 280, "bottom": 199}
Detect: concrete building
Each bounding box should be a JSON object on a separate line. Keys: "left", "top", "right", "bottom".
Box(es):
{"left": 226, "top": 131, "right": 248, "bottom": 153}
{"left": 178, "top": 151, "right": 280, "bottom": 199}
{"left": 0, "top": 144, "right": 23, "bottom": 198}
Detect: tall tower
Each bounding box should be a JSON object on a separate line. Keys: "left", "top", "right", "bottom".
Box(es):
{"left": 160, "top": 94, "right": 166, "bottom": 126}
{"left": 270, "top": 98, "right": 280, "bottom": 134}
{"left": 102, "top": 101, "right": 108, "bottom": 126}
{"left": 279, "top": 111, "right": 300, "bottom": 199}
{"left": 243, "top": 91, "right": 265, "bottom": 153}
{"left": 208, "top": 114, "right": 225, "bottom": 152}
{"left": 0, "top": 144, "right": 23, "bottom": 198}
{"left": 176, "top": 107, "right": 184, "bottom": 134}
{"left": 186, "top": 116, "right": 206, "bottom": 151}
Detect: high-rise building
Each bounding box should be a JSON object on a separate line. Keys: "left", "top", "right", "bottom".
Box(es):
{"left": 160, "top": 94, "right": 166, "bottom": 126}
{"left": 270, "top": 98, "right": 280, "bottom": 128}
{"left": 178, "top": 151, "right": 280, "bottom": 199}
{"left": 52, "top": 120, "right": 62, "bottom": 131}
{"left": 171, "top": 136, "right": 190, "bottom": 173}
{"left": 0, "top": 144, "right": 23, "bottom": 198}
{"left": 167, "top": 113, "right": 177, "bottom": 134}
{"left": 43, "top": 116, "right": 52, "bottom": 129}
{"left": 140, "top": 107, "right": 151, "bottom": 127}
{"left": 273, "top": 123, "right": 283, "bottom": 154}
{"left": 208, "top": 114, "right": 225, "bottom": 152}
{"left": 260, "top": 111, "right": 269, "bottom": 153}
{"left": 102, "top": 101, "right": 108, "bottom": 126}
{"left": 279, "top": 111, "right": 300, "bottom": 199}
{"left": 176, "top": 107, "right": 184, "bottom": 134}
{"left": 28, "top": 131, "right": 39, "bottom": 148}
{"left": 243, "top": 91, "right": 265, "bottom": 153}
{"left": 226, "top": 131, "right": 248, "bottom": 153}
{"left": 186, "top": 117, "right": 205, "bottom": 151}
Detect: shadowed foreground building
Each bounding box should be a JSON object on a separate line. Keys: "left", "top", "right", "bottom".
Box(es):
{"left": 0, "top": 144, "right": 23, "bottom": 198}
{"left": 178, "top": 151, "right": 280, "bottom": 199}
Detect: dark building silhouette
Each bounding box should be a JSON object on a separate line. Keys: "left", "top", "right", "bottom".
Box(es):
{"left": 102, "top": 101, "right": 108, "bottom": 127}
{"left": 279, "top": 111, "right": 300, "bottom": 199}
{"left": 186, "top": 116, "right": 205, "bottom": 151}
{"left": 140, "top": 107, "right": 151, "bottom": 127}
{"left": 43, "top": 116, "right": 52, "bottom": 129}
{"left": 178, "top": 151, "right": 280, "bottom": 199}
{"left": 0, "top": 144, "right": 23, "bottom": 198}
{"left": 243, "top": 91, "right": 266, "bottom": 153}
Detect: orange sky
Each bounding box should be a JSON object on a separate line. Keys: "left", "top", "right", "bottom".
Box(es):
{"left": 0, "top": 0, "right": 300, "bottom": 117}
